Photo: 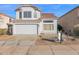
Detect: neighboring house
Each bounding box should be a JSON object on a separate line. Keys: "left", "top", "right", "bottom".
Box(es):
{"left": 59, "top": 6, "right": 79, "bottom": 35}
{"left": 0, "top": 13, "right": 14, "bottom": 34}
{"left": 0, "top": 13, "right": 13, "bottom": 29}
{"left": 12, "top": 4, "right": 57, "bottom": 35}
{"left": 0, "top": 13, "right": 14, "bottom": 30}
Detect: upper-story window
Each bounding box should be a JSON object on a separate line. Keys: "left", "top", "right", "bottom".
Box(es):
{"left": 19, "top": 12, "right": 22, "bottom": 19}
{"left": 34, "top": 11, "right": 37, "bottom": 18}
{"left": 24, "top": 11, "right": 32, "bottom": 18}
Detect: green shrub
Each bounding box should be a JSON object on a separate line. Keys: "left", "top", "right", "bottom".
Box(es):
{"left": 0, "top": 29, "right": 7, "bottom": 35}
{"left": 57, "top": 24, "right": 63, "bottom": 31}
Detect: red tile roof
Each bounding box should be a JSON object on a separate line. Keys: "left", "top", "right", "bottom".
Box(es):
{"left": 42, "top": 13, "right": 57, "bottom": 19}
{"left": 0, "top": 13, "right": 14, "bottom": 19}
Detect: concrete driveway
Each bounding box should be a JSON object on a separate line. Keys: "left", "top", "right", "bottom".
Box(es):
{"left": 0, "top": 35, "right": 79, "bottom": 55}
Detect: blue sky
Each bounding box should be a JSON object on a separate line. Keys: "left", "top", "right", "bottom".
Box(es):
{"left": 0, "top": 4, "right": 79, "bottom": 18}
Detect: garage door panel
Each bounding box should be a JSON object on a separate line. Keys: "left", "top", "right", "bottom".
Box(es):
{"left": 13, "top": 25, "right": 37, "bottom": 34}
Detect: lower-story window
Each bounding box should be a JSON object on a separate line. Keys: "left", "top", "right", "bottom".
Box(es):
{"left": 43, "top": 24, "right": 54, "bottom": 30}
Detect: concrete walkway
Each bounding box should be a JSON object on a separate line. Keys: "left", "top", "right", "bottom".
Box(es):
{"left": 0, "top": 35, "right": 79, "bottom": 55}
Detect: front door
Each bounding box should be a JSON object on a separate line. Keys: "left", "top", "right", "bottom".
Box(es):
{"left": 8, "top": 25, "right": 13, "bottom": 35}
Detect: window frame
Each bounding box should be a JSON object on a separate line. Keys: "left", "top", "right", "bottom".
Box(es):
{"left": 34, "top": 11, "right": 37, "bottom": 18}
{"left": 43, "top": 24, "right": 54, "bottom": 31}
{"left": 19, "top": 12, "right": 22, "bottom": 19}
{"left": 23, "top": 11, "right": 32, "bottom": 18}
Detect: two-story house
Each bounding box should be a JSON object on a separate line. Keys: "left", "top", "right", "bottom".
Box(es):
{"left": 12, "top": 4, "right": 57, "bottom": 35}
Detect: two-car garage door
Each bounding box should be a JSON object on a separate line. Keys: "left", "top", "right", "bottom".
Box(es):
{"left": 13, "top": 25, "right": 38, "bottom": 35}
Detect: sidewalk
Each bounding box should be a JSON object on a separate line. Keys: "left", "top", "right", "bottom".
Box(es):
{"left": 0, "top": 44, "right": 79, "bottom": 55}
